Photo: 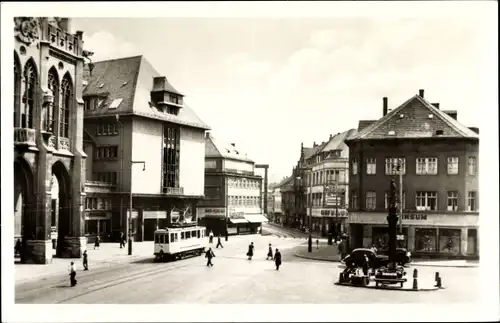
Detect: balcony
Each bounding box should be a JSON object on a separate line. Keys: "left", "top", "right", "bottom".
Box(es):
{"left": 162, "top": 187, "right": 184, "bottom": 195}
{"left": 47, "top": 23, "right": 80, "bottom": 56}
{"left": 14, "top": 128, "right": 36, "bottom": 147}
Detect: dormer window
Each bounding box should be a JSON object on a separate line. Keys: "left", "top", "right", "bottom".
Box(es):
{"left": 84, "top": 95, "right": 106, "bottom": 111}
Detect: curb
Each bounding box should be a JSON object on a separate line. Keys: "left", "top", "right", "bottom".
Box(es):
{"left": 334, "top": 282, "right": 442, "bottom": 292}
{"left": 294, "top": 253, "right": 341, "bottom": 263}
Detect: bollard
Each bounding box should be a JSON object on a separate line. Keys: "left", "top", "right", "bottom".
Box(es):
{"left": 412, "top": 268, "right": 418, "bottom": 290}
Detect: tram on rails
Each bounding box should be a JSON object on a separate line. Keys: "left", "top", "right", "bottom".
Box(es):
{"left": 153, "top": 223, "right": 207, "bottom": 262}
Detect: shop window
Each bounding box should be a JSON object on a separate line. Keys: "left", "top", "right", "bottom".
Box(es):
{"left": 415, "top": 228, "right": 437, "bottom": 252}
{"left": 85, "top": 220, "right": 98, "bottom": 234}
{"left": 467, "top": 229, "right": 477, "bottom": 254}
{"left": 438, "top": 229, "right": 461, "bottom": 254}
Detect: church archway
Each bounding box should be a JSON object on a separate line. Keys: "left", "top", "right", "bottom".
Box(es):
{"left": 52, "top": 160, "right": 72, "bottom": 257}
{"left": 14, "top": 158, "right": 35, "bottom": 263}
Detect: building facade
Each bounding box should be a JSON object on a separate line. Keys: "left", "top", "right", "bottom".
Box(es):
{"left": 14, "top": 17, "right": 90, "bottom": 263}
{"left": 83, "top": 55, "right": 210, "bottom": 242}
{"left": 197, "top": 134, "right": 267, "bottom": 236}
{"left": 346, "top": 90, "right": 479, "bottom": 258}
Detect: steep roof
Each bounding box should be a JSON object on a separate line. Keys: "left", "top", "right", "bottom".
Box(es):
{"left": 83, "top": 55, "right": 210, "bottom": 130}
{"left": 358, "top": 120, "right": 377, "bottom": 132}
{"left": 348, "top": 95, "right": 479, "bottom": 141}
{"left": 205, "top": 133, "right": 254, "bottom": 163}
{"left": 275, "top": 176, "right": 293, "bottom": 189}
{"left": 302, "top": 147, "right": 315, "bottom": 159}
{"left": 321, "top": 129, "right": 357, "bottom": 153}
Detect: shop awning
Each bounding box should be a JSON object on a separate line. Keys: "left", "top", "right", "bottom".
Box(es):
{"left": 244, "top": 213, "right": 269, "bottom": 223}
{"left": 229, "top": 218, "right": 249, "bottom": 224}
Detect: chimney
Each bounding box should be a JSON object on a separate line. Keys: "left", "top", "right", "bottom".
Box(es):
{"left": 330, "top": 134, "right": 333, "bottom": 139}
{"left": 469, "top": 127, "right": 479, "bottom": 134}
{"left": 432, "top": 103, "right": 440, "bottom": 109}
{"left": 419, "top": 89, "right": 424, "bottom": 98}
{"left": 443, "top": 110, "right": 458, "bottom": 120}
{"left": 383, "top": 97, "right": 388, "bottom": 116}
{"left": 230, "top": 143, "right": 235, "bottom": 147}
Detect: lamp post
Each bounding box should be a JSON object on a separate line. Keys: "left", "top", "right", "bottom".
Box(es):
{"left": 128, "top": 161, "right": 146, "bottom": 255}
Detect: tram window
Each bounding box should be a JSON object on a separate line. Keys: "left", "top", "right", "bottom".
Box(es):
{"left": 186, "top": 231, "right": 191, "bottom": 239}
{"left": 160, "top": 234, "right": 165, "bottom": 244}
{"left": 155, "top": 234, "right": 160, "bottom": 243}
{"left": 197, "top": 230, "right": 201, "bottom": 238}
{"left": 165, "top": 234, "right": 169, "bottom": 244}
{"left": 192, "top": 230, "right": 197, "bottom": 238}
{"left": 181, "top": 232, "right": 185, "bottom": 240}
{"left": 175, "top": 233, "right": 179, "bottom": 242}
{"left": 170, "top": 233, "right": 175, "bottom": 243}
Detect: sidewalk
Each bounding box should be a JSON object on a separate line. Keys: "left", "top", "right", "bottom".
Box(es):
{"left": 294, "top": 242, "right": 342, "bottom": 262}
{"left": 410, "top": 260, "right": 479, "bottom": 268}
{"left": 15, "top": 241, "right": 154, "bottom": 283}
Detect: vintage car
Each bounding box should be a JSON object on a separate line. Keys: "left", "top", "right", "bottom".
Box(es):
{"left": 341, "top": 248, "right": 390, "bottom": 270}
{"left": 377, "top": 247, "right": 412, "bottom": 266}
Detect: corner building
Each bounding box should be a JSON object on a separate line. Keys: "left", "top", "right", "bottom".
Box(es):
{"left": 14, "top": 18, "right": 89, "bottom": 263}
{"left": 346, "top": 90, "right": 479, "bottom": 258}
{"left": 197, "top": 134, "right": 267, "bottom": 235}
{"left": 83, "top": 56, "right": 210, "bottom": 242}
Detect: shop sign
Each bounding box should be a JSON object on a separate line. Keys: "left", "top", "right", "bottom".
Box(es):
{"left": 198, "top": 207, "right": 226, "bottom": 218}
{"left": 402, "top": 214, "right": 427, "bottom": 221}
{"left": 319, "top": 209, "right": 348, "bottom": 218}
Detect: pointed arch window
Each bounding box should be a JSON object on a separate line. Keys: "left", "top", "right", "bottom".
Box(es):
{"left": 60, "top": 74, "right": 73, "bottom": 138}
{"left": 47, "top": 68, "right": 59, "bottom": 133}
{"left": 22, "top": 60, "right": 37, "bottom": 129}
{"left": 14, "top": 55, "right": 22, "bottom": 127}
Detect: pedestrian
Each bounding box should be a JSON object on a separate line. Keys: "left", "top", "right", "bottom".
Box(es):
{"left": 69, "top": 261, "right": 77, "bottom": 287}
{"left": 94, "top": 235, "right": 100, "bottom": 250}
{"left": 266, "top": 243, "right": 273, "bottom": 260}
{"left": 316, "top": 238, "right": 319, "bottom": 249}
{"left": 216, "top": 235, "right": 224, "bottom": 248}
{"left": 120, "top": 232, "right": 125, "bottom": 248}
{"left": 362, "top": 254, "right": 370, "bottom": 276}
{"left": 15, "top": 238, "right": 21, "bottom": 257}
{"left": 274, "top": 248, "right": 282, "bottom": 270}
{"left": 205, "top": 247, "right": 215, "bottom": 267}
{"left": 209, "top": 230, "right": 214, "bottom": 244}
{"left": 83, "top": 250, "right": 89, "bottom": 271}
{"left": 247, "top": 242, "right": 254, "bottom": 260}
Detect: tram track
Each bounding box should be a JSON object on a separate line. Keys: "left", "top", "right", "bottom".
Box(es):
{"left": 16, "top": 254, "right": 202, "bottom": 304}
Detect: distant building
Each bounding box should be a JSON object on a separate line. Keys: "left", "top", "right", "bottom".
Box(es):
{"left": 345, "top": 90, "right": 479, "bottom": 258}
{"left": 83, "top": 55, "right": 210, "bottom": 242}
{"left": 197, "top": 133, "right": 268, "bottom": 236}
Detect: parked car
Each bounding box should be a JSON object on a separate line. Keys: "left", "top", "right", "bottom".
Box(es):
{"left": 341, "top": 248, "right": 390, "bottom": 270}
{"left": 377, "top": 247, "right": 412, "bottom": 266}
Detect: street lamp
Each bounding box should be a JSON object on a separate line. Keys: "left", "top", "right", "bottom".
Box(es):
{"left": 129, "top": 160, "right": 146, "bottom": 255}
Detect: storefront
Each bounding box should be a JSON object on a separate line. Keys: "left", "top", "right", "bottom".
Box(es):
{"left": 85, "top": 212, "right": 112, "bottom": 243}
{"left": 307, "top": 208, "right": 348, "bottom": 237}
{"left": 197, "top": 207, "right": 267, "bottom": 236}
{"left": 348, "top": 212, "right": 479, "bottom": 257}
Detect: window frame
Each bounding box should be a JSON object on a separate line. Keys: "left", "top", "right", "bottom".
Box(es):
{"left": 416, "top": 157, "right": 438, "bottom": 175}
{"left": 447, "top": 157, "right": 459, "bottom": 175}
{"left": 447, "top": 191, "right": 459, "bottom": 211}
{"left": 365, "top": 191, "right": 376, "bottom": 210}
{"left": 366, "top": 158, "right": 376, "bottom": 175}
{"left": 415, "top": 191, "right": 438, "bottom": 211}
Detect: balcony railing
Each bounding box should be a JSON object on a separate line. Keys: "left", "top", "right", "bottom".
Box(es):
{"left": 47, "top": 23, "right": 79, "bottom": 56}
{"left": 14, "top": 128, "right": 36, "bottom": 147}
{"left": 162, "top": 187, "right": 184, "bottom": 195}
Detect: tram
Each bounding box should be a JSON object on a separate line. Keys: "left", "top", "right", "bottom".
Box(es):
{"left": 153, "top": 223, "right": 207, "bottom": 262}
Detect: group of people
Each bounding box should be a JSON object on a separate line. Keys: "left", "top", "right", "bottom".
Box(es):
{"left": 205, "top": 241, "right": 282, "bottom": 270}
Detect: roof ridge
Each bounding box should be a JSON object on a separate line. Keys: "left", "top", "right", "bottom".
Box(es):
{"left": 93, "top": 55, "right": 143, "bottom": 64}
{"left": 206, "top": 133, "right": 224, "bottom": 158}
{"left": 130, "top": 56, "right": 144, "bottom": 114}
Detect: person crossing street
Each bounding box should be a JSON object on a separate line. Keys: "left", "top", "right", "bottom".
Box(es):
{"left": 216, "top": 235, "right": 224, "bottom": 248}
{"left": 274, "top": 248, "right": 282, "bottom": 271}
{"left": 205, "top": 247, "right": 215, "bottom": 267}
{"left": 82, "top": 250, "right": 89, "bottom": 271}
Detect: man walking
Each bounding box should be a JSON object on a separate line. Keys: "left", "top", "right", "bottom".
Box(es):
{"left": 205, "top": 247, "right": 215, "bottom": 267}
{"left": 209, "top": 231, "right": 214, "bottom": 244}
{"left": 82, "top": 250, "right": 89, "bottom": 271}
{"left": 69, "top": 261, "right": 77, "bottom": 286}
{"left": 274, "top": 248, "right": 282, "bottom": 271}
{"left": 120, "top": 232, "right": 125, "bottom": 248}
{"left": 216, "top": 235, "right": 224, "bottom": 248}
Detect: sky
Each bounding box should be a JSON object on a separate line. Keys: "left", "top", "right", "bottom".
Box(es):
{"left": 70, "top": 14, "right": 491, "bottom": 184}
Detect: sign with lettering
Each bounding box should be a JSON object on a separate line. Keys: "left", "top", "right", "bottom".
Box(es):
{"left": 309, "top": 208, "right": 348, "bottom": 218}
{"left": 401, "top": 214, "right": 427, "bottom": 221}
{"left": 197, "top": 207, "right": 226, "bottom": 219}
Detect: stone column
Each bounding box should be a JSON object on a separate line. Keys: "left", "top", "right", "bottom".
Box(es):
{"left": 66, "top": 54, "right": 87, "bottom": 258}
{"left": 460, "top": 227, "right": 468, "bottom": 257}
{"left": 407, "top": 226, "right": 416, "bottom": 252}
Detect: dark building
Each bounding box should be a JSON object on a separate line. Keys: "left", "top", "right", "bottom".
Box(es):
{"left": 345, "top": 90, "right": 479, "bottom": 258}
{"left": 197, "top": 133, "right": 267, "bottom": 236}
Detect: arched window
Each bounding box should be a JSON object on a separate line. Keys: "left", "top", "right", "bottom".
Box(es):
{"left": 14, "top": 53, "right": 21, "bottom": 127}
{"left": 60, "top": 74, "right": 73, "bottom": 138}
{"left": 47, "top": 67, "right": 59, "bottom": 133}
{"left": 22, "top": 59, "right": 37, "bottom": 129}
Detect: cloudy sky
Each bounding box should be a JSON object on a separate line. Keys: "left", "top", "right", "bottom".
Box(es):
{"left": 70, "top": 9, "right": 493, "bottom": 184}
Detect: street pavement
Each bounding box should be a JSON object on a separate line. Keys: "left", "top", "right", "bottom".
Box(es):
{"left": 15, "top": 229, "right": 480, "bottom": 304}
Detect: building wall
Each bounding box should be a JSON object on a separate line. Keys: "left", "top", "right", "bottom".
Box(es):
{"left": 130, "top": 118, "right": 163, "bottom": 194}
{"left": 179, "top": 127, "right": 205, "bottom": 196}
{"left": 348, "top": 139, "right": 478, "bottom": 212}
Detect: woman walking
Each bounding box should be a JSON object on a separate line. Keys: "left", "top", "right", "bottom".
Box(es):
{"left": 274, "top": 248, "right": 282, "bottom": 271}
{"left": 247, "top": 242, "right": 254, "bottom": 260}
{"left": 266, "top": 243, "right": 273, "bottom": 260}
